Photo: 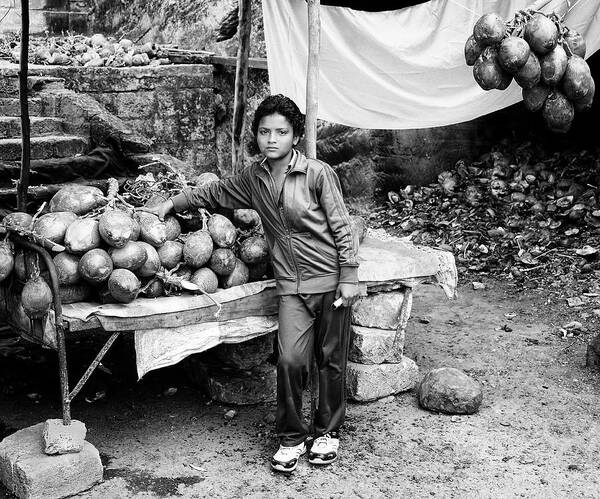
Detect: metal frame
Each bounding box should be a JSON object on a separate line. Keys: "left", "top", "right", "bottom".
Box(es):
{"left": 8, "top": 236, "right": 121, "bottom": 426}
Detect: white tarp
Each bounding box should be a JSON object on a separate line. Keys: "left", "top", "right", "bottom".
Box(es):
{"left": 262, "top": 0, "right": 600, "bottom": 129}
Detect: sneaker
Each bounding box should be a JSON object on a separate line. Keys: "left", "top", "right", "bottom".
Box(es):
{"left": 270, "top": 441, "right": 306, "bottom": 473}
{"left": 308, "top": 433, "right": 339, "bottom": 465}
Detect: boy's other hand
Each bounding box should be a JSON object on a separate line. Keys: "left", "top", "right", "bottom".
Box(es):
{"left": 136, "top": 200, "right": 174, "bottom": 221}
{"left": 335, "top": 283, "right": 360, "bottom": 308}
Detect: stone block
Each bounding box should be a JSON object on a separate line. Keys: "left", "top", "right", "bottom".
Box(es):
{"left": 352, "top": 291, "right": 405, "bottom": 329}
{"left": 213, "top": 332, "right": 275, "bottom": 370}
{"left": 206, "top": 364, "right": 277, "bottom": 405}
{"left": 418, "top": 367, "right": 483, "bottom": 415}
{"left": 349, "top": 325, "right": 404, "bottom": 364}
{"left": 346, "top": 357, "right": 418, "bottom": 402}
{"left": 43, "top": 419, "right": 86, "bottom": 455}
{"left": 0, "top": 423, "right": 103, "bottom": 499}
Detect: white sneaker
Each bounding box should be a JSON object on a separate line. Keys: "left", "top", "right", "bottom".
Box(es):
{"left": 270, "top": 441, "right": 306, "bottom": 473}
{"left": 308, "top": 433, "right": 339, "bottom": 465}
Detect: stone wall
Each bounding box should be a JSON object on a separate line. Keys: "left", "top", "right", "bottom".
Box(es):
{"left": 29, "top": 64, "right": 218, "bottom": 177}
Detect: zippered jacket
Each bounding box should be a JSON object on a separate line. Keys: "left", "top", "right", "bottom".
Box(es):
{"left": 170, "top": 151, "right": 359, "bottom": 295}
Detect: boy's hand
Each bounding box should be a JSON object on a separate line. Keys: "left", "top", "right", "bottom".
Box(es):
{"left": 334, "top": 282, "right": 360, "bottom": 308}
{"left": 137, "top": 200, "right": 174, "bottom": 221}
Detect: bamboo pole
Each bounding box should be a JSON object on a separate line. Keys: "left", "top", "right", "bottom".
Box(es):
{"left": 17, "top": 0, "right": 31, "bottom": 211}
{"left": 231, "top": 0, "right": 252, "bottom": 173}
{"left": 305, "top": 0, "right": 321, "bottom": 160}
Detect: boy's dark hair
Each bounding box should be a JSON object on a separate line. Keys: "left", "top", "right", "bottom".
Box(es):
{"left": 251, "top": 94, "right": 305, "bottom": 137}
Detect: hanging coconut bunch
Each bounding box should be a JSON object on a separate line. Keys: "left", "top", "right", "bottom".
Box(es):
{"left": 465, "top": 8, "right": 594, "bottom": 133}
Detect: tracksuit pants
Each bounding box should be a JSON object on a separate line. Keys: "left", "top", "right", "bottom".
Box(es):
{"left": 276, "top": 291, "right": 352, "bottom": 446}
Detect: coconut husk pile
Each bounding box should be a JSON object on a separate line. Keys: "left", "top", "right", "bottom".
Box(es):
{"left": 0, "top": 32, "right": 173, "bottom": 67}
{"left": 369, "top": 141, "right": 600, "bottom": 293}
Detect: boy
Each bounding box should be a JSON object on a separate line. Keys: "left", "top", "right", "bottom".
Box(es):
{"left": 142, "top": 94, "right": 360, "bottom": 472}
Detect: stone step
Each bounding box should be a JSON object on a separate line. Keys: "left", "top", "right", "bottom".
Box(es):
{"left": 0, "top": 97, "right": 45, "bottom": 116}
{"left": 0, "top": 116, "right": 65, "bottom": 139}
{"left": 0, "top": 76, "right": 65, "bottom": 96}
{"left": 0, "top": 135, "right": 88, "bottom": 161}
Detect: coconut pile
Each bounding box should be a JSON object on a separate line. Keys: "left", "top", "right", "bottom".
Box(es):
{"left": 0, "top": 32, "right": 169, "bottom": 67}
{"left": 466, "top": 9, "right": 594, "bottom": 132}
{"left": 368, "top": 141, "right": 600, "bottom": 292}
{"left": 0, "top": 175, "right": 272, "bottom": 321}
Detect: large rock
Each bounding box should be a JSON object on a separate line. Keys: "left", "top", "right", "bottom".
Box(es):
{"left": 349, "top": 325, "right": 404, "bottom": 364}
{"left": 418, "top": 367, "right": 483, "bottom": 414}
{"left": 212, "top": 332, "right": 275, "bottom": 370}
{"left": 346, "top": 357, "right": 418, "bottom": 402}
{"left": 42, "top": 419, "right": 86, "bottom": 455}
{"left": 206, "top": 364, "right": 277, "bottom": 405}
{"left": 352, "top": 292, "right": 405, "bottom": 329}
{"left": 0, "top": 423, "right": 102, "bottom": 499}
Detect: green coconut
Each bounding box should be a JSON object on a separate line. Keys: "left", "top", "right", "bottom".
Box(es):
{"left": 109, "top": 241, "right": 148, "bottom": 271}
{"left": 562, "top": 55, "right": 593, "bottom": 101}
{"left": 78, "top": 248, "right": 114, "bottom": 284}
{"left": 514, "top": 52, "right": 541, "bottom": 89}
{"left": 464, "top": 35, "right": 484, "bottom": 67}
{"left": 2, "top": 212, "right": 33, "bottom": 229}
{"left": 183, "top": 230, "right": 214, "bottom": 268}
{"left": 209, "top": 248, "right": 236, "bottom": 276}
{"left": 142, "top": 278, "right": 164, "bottom": 298}
{"left": 219, "top": 258, "right": 249, "bottom": 289}
{"left": 207, "top": 214, "right": 237, "bottom": 248}
{"left": 21, "top": 276, "right": 53, "bottom": 319}
{"left": 473, "top": 13, "right": 506, "bottom": 46}
{"left": 64, "top": 218, "right": 102, "bottom": 254}
{"left": 99, "top": 209, "right": 135, "bottom": 248}
{"left": 33, "top": 211, "right": 77, "bottom": 244}
{"left": 239, "top": 236, "right": 269, "bottom": 264}
{"left": 540, "top": 45, "right": 568, "bottom": 86}
{"left": 108, "top": 269, "right": 141, "bottom": 303}
{"left": 136, "top": 211, "right": 167, "bottom": 247}
{"left": 564, "top": 29, "right": 586, "bottom": 58}
{"left": 49, "top": 185, "right": 106, "bottom": 215}
{"left": 523, "top": 84, "right": 550, "bottom": 112}
{"left": 0, "top": 240, "right": 14, "bottom": 283}
{"left": 543, "top": 91, "right": 574, "bottom": 133}
{"left": 190, "top": 267, "right": 219, "bottom": 294}
{"left": 53, "top": 252, "right": 81, "bottom": 285}
{"left": 136, "top": 241, "right": 162, "bottom": 277}
{"left": 164, "top": 215, "right": 182, "bottom": 241}
{"left": 524, "top": 13, "right": 558, "bottom": 55}
{"left": 497, "top": 36, "right": 530, "bottom": 74}
{"left": 233, "top": 209, "right": 261, "bottom": 229}
{"left": 157, "top": 240, "right": 183, "bottom": 270}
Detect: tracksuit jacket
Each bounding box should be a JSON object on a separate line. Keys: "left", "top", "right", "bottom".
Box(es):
{"left": 170, "top": 150, "right": 360, "bottom": 294}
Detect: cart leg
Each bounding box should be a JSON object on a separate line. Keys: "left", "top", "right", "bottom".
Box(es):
{"left": 56, "top": 321, "right": 71, "bottom": 426}
{"left": 68, "top": 332, "right": 121, "bottom": 403}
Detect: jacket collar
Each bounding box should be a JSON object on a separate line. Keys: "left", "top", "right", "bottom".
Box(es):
{"left": 257, "top": 149, "right": 308, "bottom": 179}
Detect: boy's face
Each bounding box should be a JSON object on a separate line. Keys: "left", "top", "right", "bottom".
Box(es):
{"left": 256, "top": 113, "right": 299, "bottom": 162}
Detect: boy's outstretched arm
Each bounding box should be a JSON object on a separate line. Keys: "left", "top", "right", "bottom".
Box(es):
{"left": 139, "top": 171, "right": 254, "bottom": 220}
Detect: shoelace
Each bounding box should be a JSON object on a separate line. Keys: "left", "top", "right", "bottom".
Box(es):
{"left": 280, "top": 445, "right": 303, "bottom": 457}
{"left": 313, "top": 434, "right": 332, "bottom": 450}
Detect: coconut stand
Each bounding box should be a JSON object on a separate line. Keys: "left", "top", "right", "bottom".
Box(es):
{"left": 1, "top": 0, "right": 462, "bottom": 432}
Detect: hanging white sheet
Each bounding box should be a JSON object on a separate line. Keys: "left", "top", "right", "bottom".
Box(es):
{"left": 262, "top": 0, "right": 600, "bottom": 129}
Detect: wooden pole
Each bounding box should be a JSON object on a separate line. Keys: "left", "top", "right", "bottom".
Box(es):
{"left": 231, "top": 0, "right": 252, "bottom": 173}
{"left": 17, "top": 0, "right": 31, "bottom": 211}
{"left": 306, "top": 0, "right": 321, "bottom": 436}
{"left": 305, "top": 0, "right": 321, "bottom": 160}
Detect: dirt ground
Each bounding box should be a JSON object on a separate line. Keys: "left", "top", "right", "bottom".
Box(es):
{"left": 1, "top": 279, "right": 600, "bottom": 499}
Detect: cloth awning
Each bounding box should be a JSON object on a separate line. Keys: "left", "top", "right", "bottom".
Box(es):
{"left": 262, "top": 0, "right": 600, "bottom": 129}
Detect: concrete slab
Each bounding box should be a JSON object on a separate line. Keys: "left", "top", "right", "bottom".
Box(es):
{"left": 0, "top": 423, "right": 102, "bottom": 499}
